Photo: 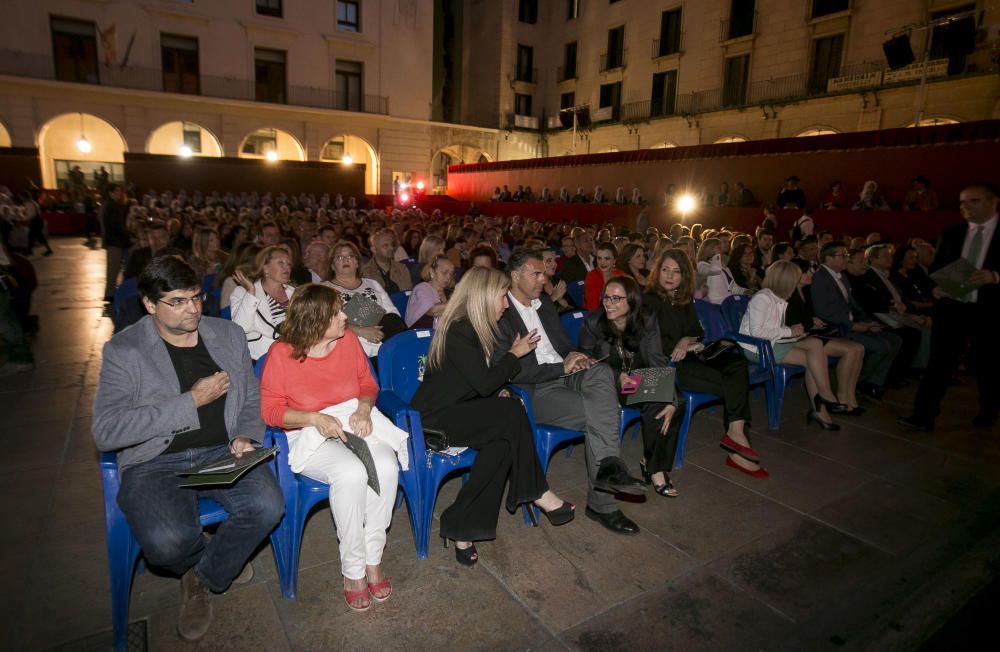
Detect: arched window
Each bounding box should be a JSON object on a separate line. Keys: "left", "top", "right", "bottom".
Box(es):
{"left": 796, "top": 127, "right": 840, "bottom": 137}
{"left": 714, "top": 135, "right": 749, "bottom": 143}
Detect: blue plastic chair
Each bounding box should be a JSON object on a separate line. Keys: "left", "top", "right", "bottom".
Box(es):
{"left": 220, "top": 305, "right": 232, "bottom": 320}
{"left": 719, "top": 295, "right": 805, "bottom": 430}
{"left": 376, "top": 329, "right": 477, "bottom": 559}
{"left": 99, "top": 448, "right": 284, "bottom": 651}
{"left": 565, "top": 280, "right": 585, "bottom": 307}
{"left": 111, "top": 277, "right": 139, "bottom": 329}
{"left": 560, "top": 310, "right": 587, "bottom": 347}
{"left": 507, "top": 385, "right": 587, "bottom": 525}
{"left": 389, "top": 290, "right": 411, "bottom": 317}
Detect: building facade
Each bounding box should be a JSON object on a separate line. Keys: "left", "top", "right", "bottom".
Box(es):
{"left": 0, "top": 0, "right": 499, "bottom": 193}
{"left": 456, "top": 0, "right": 1000, "bottom": 159}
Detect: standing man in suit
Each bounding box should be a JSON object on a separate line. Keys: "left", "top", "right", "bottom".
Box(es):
{"left": 811, "top": 241, "right": 902, "bottom": 399}
{"left": 900, "top": 183, "right": 1000, "bottom": 431}
{"left": 559, "top": 228, "right": 596, "bottom": 283}
{"left": 92, "top": 256, "right": 283, "bottom": 641}
{"left": 494, "top": 249, "right": 645, "bottom": 535}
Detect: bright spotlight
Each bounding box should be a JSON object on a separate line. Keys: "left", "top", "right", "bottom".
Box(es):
{"left": 341, "top": 154, "right": 353, "bottom": 165}
{"left": 399, "top": 192, "right": 410, "bottom": 203}
{"left": 415, "top": 181, "right": 425, "bottom": 191}
{"left": 675, "top": 194, "right": 697, "bottom": 215}
{"left": 398, "top": 181, "right": 409, "bottom": 190}
{"left": 265, "top": 150, "right": 279, "bottom": 161}
{"left": 178, "top": 145, "right": 193, "bottom": 158}
{"left": 76, "top": 137, "right": 92, "bottom": 153}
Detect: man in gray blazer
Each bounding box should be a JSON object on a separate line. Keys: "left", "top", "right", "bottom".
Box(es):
{"left": 494, "top": 249, "right": 645, "bottom": 536}
{"left": 93, "top": 256, "right": 283, "bottom": 642}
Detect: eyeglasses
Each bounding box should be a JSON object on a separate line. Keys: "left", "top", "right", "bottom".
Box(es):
{"left": 158, "top": 293, "right": 206, "bottom": 309}
{"left": 602, "top": 295, "right": 627, "bottom": 305}
{"left": 334, "top": 255, "right": 358, "bottom": 262}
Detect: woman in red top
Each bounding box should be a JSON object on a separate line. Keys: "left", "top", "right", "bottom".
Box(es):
{"left": 584, "top": 242, "right": 625, "bottom": 310}
{"left": 260, "top": 284, "right": 408, "bottom": 613}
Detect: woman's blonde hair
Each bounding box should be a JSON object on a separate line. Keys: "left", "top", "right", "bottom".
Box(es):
{"left": 417, "top": 234, "right": 446, "bottom": 266}
{"left": 420, "top": 254, "right": 454, "bottom": 283}
{"left": 762, "top": 260, "right": 802, "bottom": 300}
{"left": 251, "top": 245, "right": 290, "bottom": 281}
{"left": 696, "top": 237, "right": 721, "bottom": 262}
{"left": 428, "top": 266, "right": 510, "bottom": 371}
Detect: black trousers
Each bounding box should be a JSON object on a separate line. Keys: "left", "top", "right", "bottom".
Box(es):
{"left": 913, "top": 299, "right": 1000, "bottom": 421}
{"left": 676, "top": 355, "right": 751, "bottom": 428}
{"left": 886, "top": 325, "right": 922, "bottom": 382}
{"left": 422, "top": 397, "right": 547, "bottom": 542}
{"left": 631, "top": 398, "right": 684, "bottom": 476}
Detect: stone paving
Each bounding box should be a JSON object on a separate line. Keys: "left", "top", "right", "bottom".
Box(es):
{"left": 2, "top": 239, "right": 999, "bottom": 651}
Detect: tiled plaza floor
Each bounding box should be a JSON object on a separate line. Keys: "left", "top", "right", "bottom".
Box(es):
{"left": 2, "top": 239, "right": 999, "bottom": 651}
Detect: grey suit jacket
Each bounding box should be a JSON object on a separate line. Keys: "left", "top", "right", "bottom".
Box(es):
{"left": 811, "top": 266, "right": 866, "bottom": 328}
{"left": 93, "top": 315, "right": 264, "bottom": 471}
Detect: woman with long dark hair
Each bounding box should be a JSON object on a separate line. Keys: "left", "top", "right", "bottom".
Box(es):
{"left": 579, "top": 276, "right": 684, "bottom": 496}
{"left": 645, "top": 249, "right": 767, "bottom": 478}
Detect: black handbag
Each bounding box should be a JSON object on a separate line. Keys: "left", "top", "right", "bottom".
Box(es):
{"left": 695, "top": 338, "right": 746, "bottom": 369}
{"left": 422, "top": 427, "right": 450, "bottom": 452}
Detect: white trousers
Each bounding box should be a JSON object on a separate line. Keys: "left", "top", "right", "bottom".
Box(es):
{"left": 297, "top": 436, "right": 399, "bottom": 580}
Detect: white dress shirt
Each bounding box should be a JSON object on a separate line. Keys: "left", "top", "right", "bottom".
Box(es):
{"left": 508, "top": 292, "right": 564, "bottom": 365}
{"left": 821, "top": 264, "right": 853, "bottom": 321}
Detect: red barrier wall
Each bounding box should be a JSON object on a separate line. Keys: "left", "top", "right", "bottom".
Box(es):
{"left": 446, "top": 121, "right": 1000, "bottom": 217}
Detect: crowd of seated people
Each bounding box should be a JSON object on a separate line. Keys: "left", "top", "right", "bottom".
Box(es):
{"left": 88, "top": 178, "right": 994, "bottom": 635}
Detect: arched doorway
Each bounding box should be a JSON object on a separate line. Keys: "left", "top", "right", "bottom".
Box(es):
{"left": 0, "top": 122, "right": 11, "bottom": 147}
{"left": 147, "top": 121, "right": 223, "bottom": 157}
{"left": 430, "top": 144, "right": 493, "bottom": 193}
{"left": 320, "top": 134, "right": 379, "bottom": 194}
{"left": 36, "top": 112, "right": 127, "bottom": 190}
{"left": 237, "top": 127, "right": 305, "bottom": 161}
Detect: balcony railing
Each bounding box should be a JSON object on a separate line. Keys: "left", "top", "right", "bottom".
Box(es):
{"left": 651, "top": 37, "right": 682, "bottom": 58}
{"left": 505, "top": 112, "right": 539, "bottom": 130}
{"left": 599, "top": 49, "right": 627, "bottom": 72}
{"left": 0, "top": 48, "right": 390, "bottom": 115}
{"left": 513, "top": 66, "right": 538, "bottom": 84}
{"left": 557, "top": 65, "right": 577, "bottom": 82}
{"left": 720, "top": 11, "right": 757, "bottom": 42}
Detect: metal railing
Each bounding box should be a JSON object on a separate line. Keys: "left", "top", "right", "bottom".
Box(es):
{"left": 556, "top": 65, "right": 577, "bottom": 82}
{"left": 651, "top": 36, "right": 682, "bottom": 58}
{"left": 513, "top": 66, "right": 538, "bottom": 84}
{"left": 0, "top": 48, "right": 390, "bottom": 115}
{"left": 748, "top": 73, "right": 809, "bottom": 104}
{"left": 599, "top": 48, "right": 627, "bottom": 72}
{"left": 720, "top": 10, "right": 757, "bottom": 42}
{"left": 621, "top": 100, "right": 650, "bottom": 123}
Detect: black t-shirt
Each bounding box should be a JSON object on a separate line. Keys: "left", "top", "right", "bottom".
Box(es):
{"left": 162, "top": 337, "right": 229, "bottom": 453}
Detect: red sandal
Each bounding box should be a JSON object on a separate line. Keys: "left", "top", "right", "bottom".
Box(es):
{"left": 344, "top": 586, "right": 372, "bottom": 612}
{"left": 368, "top": 578, "right": 392, "bottom": 603}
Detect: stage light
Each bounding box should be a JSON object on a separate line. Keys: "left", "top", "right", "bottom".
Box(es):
{"left": 178, "top": 145, "right": 193, "bottom": 158}
{"left": 398, "top": 181, "right": 409, "bottom": 190}
{"left": 341, "top": 154, "right": 353, "bottom": 165}
{"left": 415, "top": 181, "right": 425, "bottom": 191}
{"left": 675, "top": 194, "right": 697, "bottom": 215}
{"left": 76, "top": 137, "right": 92, "bottom": 153}
{"left": 265, "top": 150, "right": 279, "bottom": 161}
{"left": 400, "top": 192, "right": 410, "bottom": 203}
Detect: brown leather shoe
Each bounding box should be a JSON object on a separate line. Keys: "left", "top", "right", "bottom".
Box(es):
{"left": 231, "top": 562, "right": 254, "bottom": 585}
{"left": 178, "top": 568, "right": 213, "bottom": 641}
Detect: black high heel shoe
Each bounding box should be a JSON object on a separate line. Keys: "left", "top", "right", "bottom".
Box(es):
{"left": 443, "top": 538, "right": 478, "bottom": 566}
{"left": 639, "top": 459, "right": 652, "bottom": 485}
{"left": 814, "top": 394, "right": 848, "bottom": 413}
{"left": 806, "top": 409, "right": 840, "bottom": 431}
{"left": 527, "top": 501, "right": 577, "bottom": 526}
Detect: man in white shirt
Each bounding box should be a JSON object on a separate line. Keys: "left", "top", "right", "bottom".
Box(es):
{"left": 494, "top": 249, "right": 645, "bottom": 535}
{"left": 901, "top": 184, "right": 1000, "bottom": 431}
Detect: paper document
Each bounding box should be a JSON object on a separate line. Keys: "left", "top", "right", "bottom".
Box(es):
{"left": 177, "top": 447, "right": 276, "bottom": 488}
{"left": 930, "top": 258, "right": 978, "bottom": 299}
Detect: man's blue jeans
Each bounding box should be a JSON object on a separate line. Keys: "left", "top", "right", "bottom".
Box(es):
{"left": 117, "top": 445, "right": 284, "bottom": 593}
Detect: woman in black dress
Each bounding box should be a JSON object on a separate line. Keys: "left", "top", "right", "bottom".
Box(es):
{"left": 578, "top": 275, "right": 684, "bottom": 496}
{"left": 644, "top": 248, "right": 768, "bottom": 478}
{"left": 411, "top": 267, "right": 574, "bottom": 566}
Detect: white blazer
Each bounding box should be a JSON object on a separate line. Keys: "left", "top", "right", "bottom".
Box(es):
{"left": 230, "top": 280, "right": 295, "bottom": 360}
{"left": 739, "top": 289, "right": 793, "bottom": 353}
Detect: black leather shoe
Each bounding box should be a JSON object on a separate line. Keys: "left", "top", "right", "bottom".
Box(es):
{"left": 584, "top": 507, "right": 639, "bottom": 536}
{"left": 972, "top": 413, "right": 997, "bottom": 429}
{"left": 594, "top": 457, "right": 647, "bottom": 496}
{"left": 897, "top": 415, "right": 934, "bottom": 432}
{"left": 857, "top": 382, "right": 884, "bottom": 402}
